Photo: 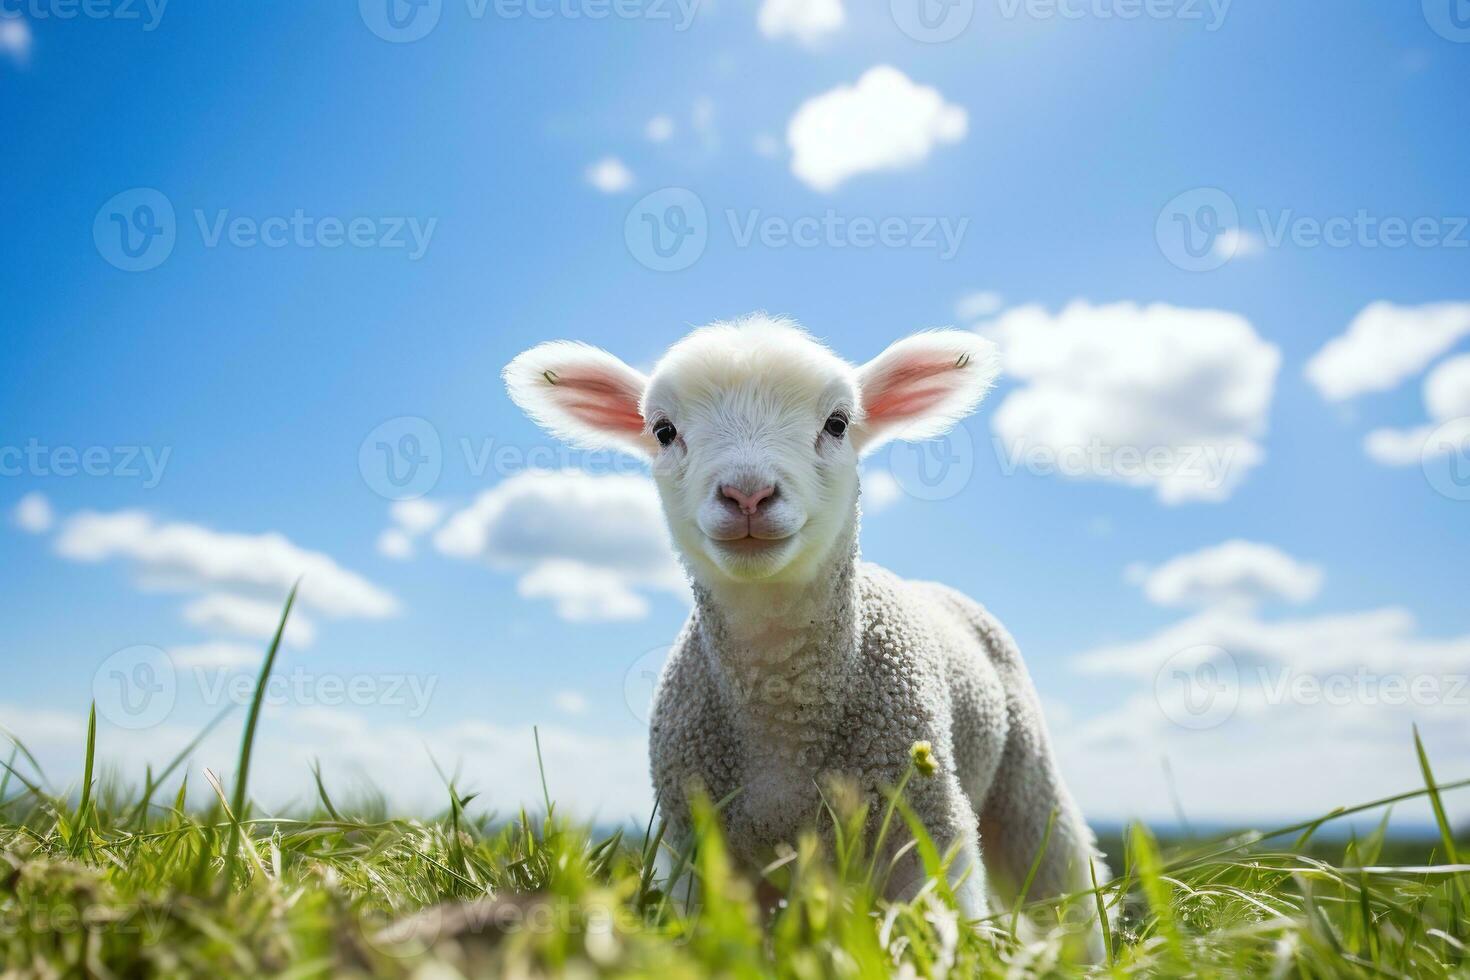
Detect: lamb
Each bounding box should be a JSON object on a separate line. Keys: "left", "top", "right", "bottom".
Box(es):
{"left": 504, "top": 315, "right": 1106, "bottom": 955}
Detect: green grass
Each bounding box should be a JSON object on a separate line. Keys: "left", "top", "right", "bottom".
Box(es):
{"left": 2, "top": 597, "right": 1468, "bottom": 977}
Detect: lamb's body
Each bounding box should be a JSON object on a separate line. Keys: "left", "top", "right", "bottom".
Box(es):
{"left": 651, "top": 538, "right": 1101, "bottom": 923}
{"left": 505, "top": 316, "right": 1105, "bottom": 955}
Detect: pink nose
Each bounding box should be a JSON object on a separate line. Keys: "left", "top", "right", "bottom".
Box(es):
{"left": 721, "top": 483, "right": 776, "bottom": 515}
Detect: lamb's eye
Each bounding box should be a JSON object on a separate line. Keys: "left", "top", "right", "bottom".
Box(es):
{"left": 653, "top": 420, "right": 678, "bottom": 447}
{"left": 824, "top": 413, "right": 848, "bottom": 438}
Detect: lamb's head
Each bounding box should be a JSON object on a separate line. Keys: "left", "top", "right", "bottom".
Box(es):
{"left": 504, "top": 315, "right": 998, "bottom": 586}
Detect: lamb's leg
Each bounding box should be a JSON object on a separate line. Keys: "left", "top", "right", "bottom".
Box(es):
{"left": 888, "top": 778, "right": 990, "bottom": 921}
{"left": 978, "top": 666, "right": 1109, "bottom": 961}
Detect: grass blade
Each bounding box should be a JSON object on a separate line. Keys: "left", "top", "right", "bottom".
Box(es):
{"left": 223, "top": 580, "right": 299, "bottom": 888}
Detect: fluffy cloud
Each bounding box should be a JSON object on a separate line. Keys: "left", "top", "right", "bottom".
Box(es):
{"left": 954, "top": 290, "right": 1003, "bottom": 323}
{"left": 1363, "top": 353, "right": 1470, "bottom": 466}
{"left": 433, "top": 470, "right": 686, "bottom": 622}
{"left": 644, "top": 115, "right": 674, "bottom": 143}
{"left": 860, "top": 469, "right": 903, "bottom": 515}
{"left": 168, "top": 642, "right": 265, "bottom": 670}
{"left": 53, "top": 509, "right": 398, "bottom": 619}
{"left": 377, "top": 498, "right": 446, "bottom": 559}
{"left": 553, "top": 690, "right": 588, "bottom": 715}
{"left": 1059, "top": 600, "right": 1470, "bottom": 823}
{"left": 1305, "top": 301, "right": 1470, "bottom": 402}
{"left": 0, "top": 17, "right": 31, "bottom": 65}
{"left": 1138, "top": 540, "right": 1322, "bottom": 610}
{"left": 182, "top": 593, "right": 317, "bottom": 648}
{"left": 787, "top": 66, "right": 966, "bottom": 192}
{"left": 983, "top": 301, "right": 1281, "bottom": 503}
{"left": 0, "top": 703, "right": 653, "bottom": 821}
{"left": 12, "top": 491, "right": 53, "bottom": 534}
{"left": 585, "top": 156, "right": 634, "bottom": 194}
{"left": 758, "top": 0, "right": 843, "bottom": 44}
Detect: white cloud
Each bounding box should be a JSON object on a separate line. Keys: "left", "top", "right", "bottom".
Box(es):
{"left": 0, "top": 17, "right": 32, "bottom": 65}
{"left": 983, "top": 301, "right": 1281, "bottom": 503}
{"left": 1213, "top": 227, "right": 1264, "bottom": 261}
{"left": 1423, "top": 352, "right": 1470, "bottom": 421}
{"left": 377, "top": 527, "right": 415, "bottom": 560}
{"left": 182, "top": 593, "right": 316, "bottom": 648}
{"left": 433, "top": 470, "right": 686, "bottom": 622}
{"left": 691, "top": 97, "right": 718, "bottom": 153}
{"left": 585, "top": 156, "right": 634, "bottom": 194}
{"left": 787, "top": 66, "right": 967, "bottom": 192}
{"left": 860, "top": 469, "right": 903, "bottom": 515}
{"left": 1305, "top": 301, "right": 1470, "bottom": 402}
{"left": 645, "top": 115, "right": 675, "bottom": 143}
{"left": 169, "top": 641, "right": 265, "bottom": 670}
{"left": 553, "top": 690, "right": 588, "bottom": 715}
{"left": 758, "top": 0, "right": 844, "bottom": 44}
{"left": 376, "top": 498, "right": 446, "bottom": 559}
{"left": 1138, "top": 540, "right": 1322, "bottom": 610}
{"left": 0, "top": 703, "right": 653, "bottom": 821}
{"left": 1056, "top": 602, "right": 1470, "bottom": 823}
{"left": 390, "top": 498, "right": 445, "bottom": 535}
{"left": 52, "top": 509, "right": 398, "bottom": 620}
{"left": 13, "top": 492, "right": 53, "bottom": 534}
{"left": 1363, "top": 352, "right": 1470, "bottom": 466}
{"left": 954, "top": 290, "right": 1003, "bottom": 322}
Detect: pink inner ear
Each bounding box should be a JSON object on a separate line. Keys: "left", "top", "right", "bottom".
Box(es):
{"left": 863, "top": 357, "right": 960, "bottom": 423}
{"left": 552, "top": 371, "right": 646, "bottom": 436}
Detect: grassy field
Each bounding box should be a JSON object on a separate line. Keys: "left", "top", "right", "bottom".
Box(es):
{"left": 3, "top": 594, "right": 1468, "bottom": 978}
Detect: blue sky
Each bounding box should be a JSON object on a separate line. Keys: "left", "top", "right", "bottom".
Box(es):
{"left": 2, "top": 0, "right": 1468, "bottom": 827}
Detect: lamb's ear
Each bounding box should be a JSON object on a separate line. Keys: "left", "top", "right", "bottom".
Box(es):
{"left": 852, "top": 331, "right": 1000, "bottom": 456}
{"left": 503, "top": 341, "right": 655, "bottom": 458}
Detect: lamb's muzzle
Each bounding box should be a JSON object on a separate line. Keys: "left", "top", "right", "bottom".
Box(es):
{"left": 504, "top": 314, "right": 1109, "bottom": 961}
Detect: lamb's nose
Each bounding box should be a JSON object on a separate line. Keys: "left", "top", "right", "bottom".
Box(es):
{"left": 720, "top": 483, "right": 777, "bottom": 516}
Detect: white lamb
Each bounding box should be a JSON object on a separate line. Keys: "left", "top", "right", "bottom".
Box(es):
{"left": 505, "top": 315, "right": 1106, "bottom": 954}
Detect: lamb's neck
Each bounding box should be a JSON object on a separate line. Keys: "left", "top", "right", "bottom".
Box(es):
{"left": 691, "top": 525, "right": 863, "bottom": 737}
